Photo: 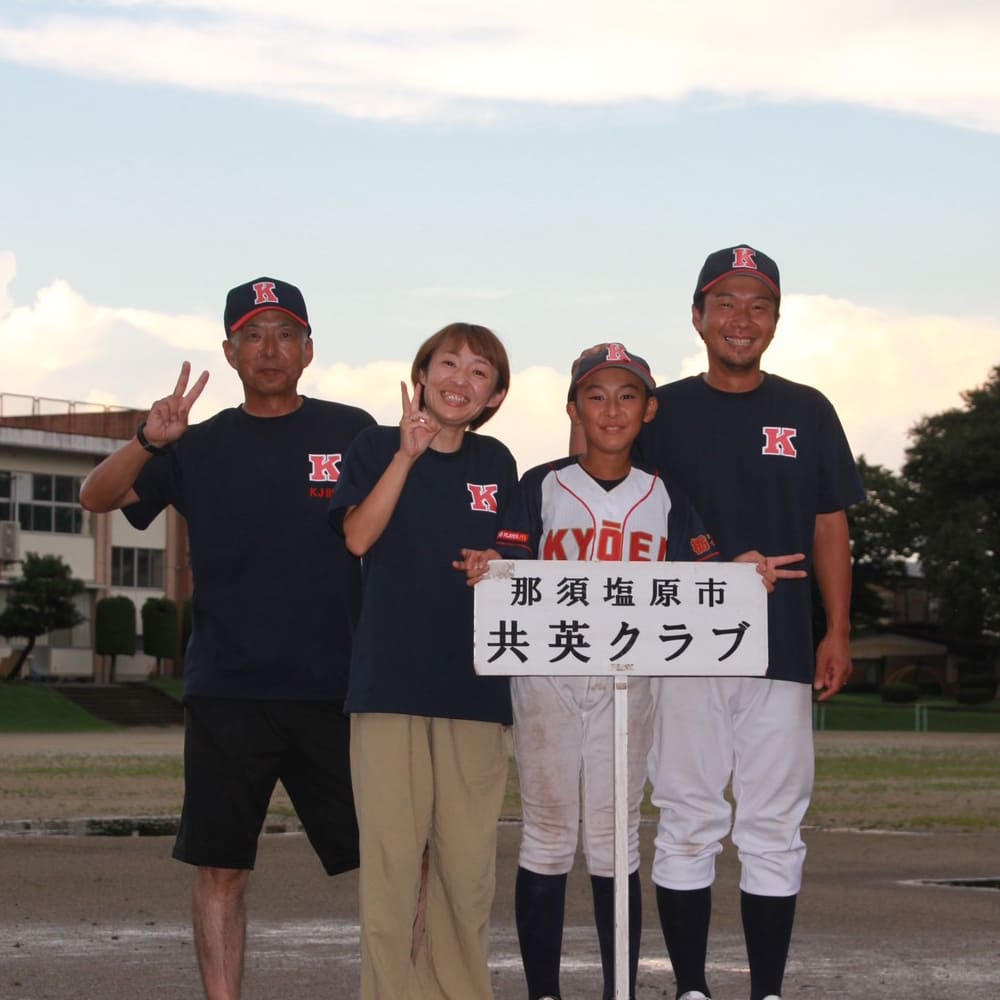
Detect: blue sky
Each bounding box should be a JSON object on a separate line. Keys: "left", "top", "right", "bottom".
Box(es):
{"left": 2, "top": 1, "right": 998, "bottom": 473}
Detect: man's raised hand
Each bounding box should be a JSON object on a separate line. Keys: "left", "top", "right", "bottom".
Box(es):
{"left": 143, "top": 362, "right": 209, "bottom": 447}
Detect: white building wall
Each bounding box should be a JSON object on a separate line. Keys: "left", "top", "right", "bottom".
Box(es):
{"left": 1, "top": 426, "right": 171, "bottom": 681}
{"left": 16, "top": 530, "right": 95, "bottom": 580}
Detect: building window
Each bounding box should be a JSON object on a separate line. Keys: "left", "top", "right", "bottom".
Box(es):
{"left": 111, "top": 546, "right": 165, "bottom": 589}
{"left": 0, "top": 471, "right": 84, "bottom": 534}
{"left": 0, "top": 470, "right": 11, "bottom": 521}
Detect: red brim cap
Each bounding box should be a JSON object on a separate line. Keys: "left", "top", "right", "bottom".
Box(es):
{"left": 695, "top": 245, "right": 780, "bottom": 302}
{"left": 224, "top": 277, "right": 311, "bottom": 334}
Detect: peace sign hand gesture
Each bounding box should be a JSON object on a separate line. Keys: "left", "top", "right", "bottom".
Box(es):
{"left": 399, "top": 381, "right": 440, "bottom": 459}
{"left": 143, "top": 362, "right": 210, "bottom": 448}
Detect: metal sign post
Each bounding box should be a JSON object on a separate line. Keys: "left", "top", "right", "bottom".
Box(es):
{"left": 475, "top": 559, "right": 768, "bottom": 1000}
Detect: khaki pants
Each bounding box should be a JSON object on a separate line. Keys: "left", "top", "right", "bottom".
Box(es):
{"left": 351, "top": 713, "right": 508, "bottom": 1000}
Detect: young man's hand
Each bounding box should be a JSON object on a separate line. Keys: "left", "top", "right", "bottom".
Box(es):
{"left": 734, "top": 550, "right": 807, "bottom": 593}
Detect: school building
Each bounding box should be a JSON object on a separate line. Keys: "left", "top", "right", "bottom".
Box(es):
{"left": 0, "top": 392, "right": 188, "bottom": 681}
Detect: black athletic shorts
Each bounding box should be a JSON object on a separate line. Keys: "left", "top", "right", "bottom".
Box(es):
{"left": 172, "top": 697, "right": 360, "bottom": 875}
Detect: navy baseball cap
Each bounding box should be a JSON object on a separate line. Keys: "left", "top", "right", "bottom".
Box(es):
{"left": 568, "top": 343, "right": 656, "bottom": 401}
{"left": 694, "top": 245, "right": 780, "bottom": 303}
{"left": 224, "top": 277, "right": 311, "bottom": 336}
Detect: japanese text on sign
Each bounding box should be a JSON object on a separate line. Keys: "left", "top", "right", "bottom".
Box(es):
{"left": 473, "top": 560, "right": 768, "bottom": 677}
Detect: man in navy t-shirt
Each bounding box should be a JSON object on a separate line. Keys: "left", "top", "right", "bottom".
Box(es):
{"left": 80, "top": 277, "right": 374, "bottom": 1000}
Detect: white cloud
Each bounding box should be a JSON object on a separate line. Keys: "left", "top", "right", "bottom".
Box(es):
{"left": 3, "top": 265, "right": 996, "bottom": 475}
{"left": 114, "top": 309, "right": 220, "bottom": 352}
{"left": 0, "top": 261, "right": 116, "bottom": 379}
{"left": 304, "top": 359, "right": 412, "bottom": 427}
{"left": 0, "top": 2, "right": 998, "bottom": 129}
{"left": 0, "top": 256, "right": 226, "bottom": 414}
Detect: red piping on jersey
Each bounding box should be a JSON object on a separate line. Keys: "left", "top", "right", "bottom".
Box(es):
{"left": 551, "top": 467, "right": 662, "bottom": 560}
{"left": 551, "top": 470, "right": 599, "bottom": 559}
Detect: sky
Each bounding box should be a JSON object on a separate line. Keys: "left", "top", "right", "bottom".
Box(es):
{"left": 1, "top": 1, "right": 998, "bottom": 475}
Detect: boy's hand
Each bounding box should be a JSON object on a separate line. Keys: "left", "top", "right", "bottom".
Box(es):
{"left": 452, "top": 548, "right": 501, "bottom": 586}
{"left": 734, "top": 550, "right": 807, "bottom": 593}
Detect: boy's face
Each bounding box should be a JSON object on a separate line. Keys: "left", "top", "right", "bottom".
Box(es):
{"left": 567, "top": 369, "right": 658, "bottom": 457}
{"left": 418, "top": 341, "right": 506, "bottom": 430}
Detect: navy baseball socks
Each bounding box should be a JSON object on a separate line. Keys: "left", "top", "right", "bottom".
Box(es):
{"left": 590, "top": 870, "right": 642, "bottom": 1000}
{"left": 741, "top": 890, "right": 796, "bottom": 1000}
{"left": 656, "top": 886, "right": 795, "bottom": 999}
{"left": 515, "top": 867, "right": 567, "bottom": 1000}
{"left": 655, "top": 884, "right": 713, "bottom": 999}
{"left": 515, "top": 866, "right": 643, "bottom": 1000}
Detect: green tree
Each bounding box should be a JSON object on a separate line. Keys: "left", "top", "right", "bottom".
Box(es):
{"left": 903, "top": 365, "right": 1000, "bottom": 639}
{"left": 848, "top": 457, "right": 915, "bottom": 628}
{"left": 94, "top": 595, "right": 137, "bottom": 683}
{"left": 0, "top": 553, "right": 85, "bottom": 682}
{"left": 141, "top": 596, "right": 178, "bottom": 674}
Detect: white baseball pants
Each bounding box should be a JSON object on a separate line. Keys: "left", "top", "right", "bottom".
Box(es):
{"left": 512, "top": 674, "right": 653, "bottom": 877}
{"left": 648, "top": 676, "right": 813, "bottom": 896}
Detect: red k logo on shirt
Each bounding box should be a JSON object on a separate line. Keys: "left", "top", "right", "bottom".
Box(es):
{"left": 467, "top": 483, "right": 499, "bottom": 512}
{"left": 308, "top": 453, "right": 343, "bottom": 482}
{"left": 761, "top": 427, "right": 798, "bottom": 458}
{"left": 253, "top": 281, "right": 279, "bottom": 305}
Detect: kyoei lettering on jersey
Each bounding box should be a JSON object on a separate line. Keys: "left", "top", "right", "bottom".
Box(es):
{"left": 539, "top": 519, "right": 668, "bottom": 561}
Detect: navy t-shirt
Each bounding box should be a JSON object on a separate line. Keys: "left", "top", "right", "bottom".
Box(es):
{"left": 635, "top": 374, "right": 864, "bottom": 683}
{"left": 125, "top": 397, "right": 375, "bottom": 701}
{"left": 329, "top": 425, "right": 517, "bottom": 724}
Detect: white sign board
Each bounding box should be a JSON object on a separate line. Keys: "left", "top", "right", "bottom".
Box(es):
{"left": 474, "top": 559, "right": 768, "bottom": 678}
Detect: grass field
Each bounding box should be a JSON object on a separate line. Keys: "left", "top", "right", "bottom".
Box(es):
{"left": 500, "top": 731, "right": 1000, "bottom": 833}
{"left": 2, "top": 683, "right": 998, "bottom": 833}
{"left": 0, "top": 683, "right": 116, "bottom": 733}
{"left": 146, "top": 676, "right": 184, "bottom": 701}
{"left": 812, "top": 692, "right": 1000, "bottom": 733}
{"left": 807, "top": 733, "right": 1000, "bottom": 831}
{"left": 2, "top": 732, "right": 998, "bottom": 832}
{"left": 2, "top": 682, "right": 997, "bottom": 734}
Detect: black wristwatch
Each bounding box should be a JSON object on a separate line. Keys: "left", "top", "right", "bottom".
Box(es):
{"left": 136, "top": 421, "right": 168, "bottom": 456}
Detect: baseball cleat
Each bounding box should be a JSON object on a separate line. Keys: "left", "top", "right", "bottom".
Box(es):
{"left": 678, "top": 993, "right": 711, "bottom": 1000}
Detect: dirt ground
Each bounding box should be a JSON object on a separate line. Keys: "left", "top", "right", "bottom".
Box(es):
{"left": 2, "top": 729, "right": 999, "bottom": 999}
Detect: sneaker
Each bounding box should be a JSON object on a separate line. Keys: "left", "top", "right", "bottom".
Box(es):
{"left": 678, "top": 993, "right": 711, "bottom": 1000}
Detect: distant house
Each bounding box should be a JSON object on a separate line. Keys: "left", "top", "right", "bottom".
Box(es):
{"left": 0, "top": 392, "right": 189, "bottom": 681}
{"left": 848, "top": 631, "right": 952, "bottom": 691}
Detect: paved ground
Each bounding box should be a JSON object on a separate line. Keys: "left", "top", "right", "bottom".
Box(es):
{"left": 2, "top": 730, "right": 999, "bottom": 999}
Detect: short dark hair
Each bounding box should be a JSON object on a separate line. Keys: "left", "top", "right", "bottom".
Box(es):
{"left": 410, "top": 322, "right": 511, "bottom": 431}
